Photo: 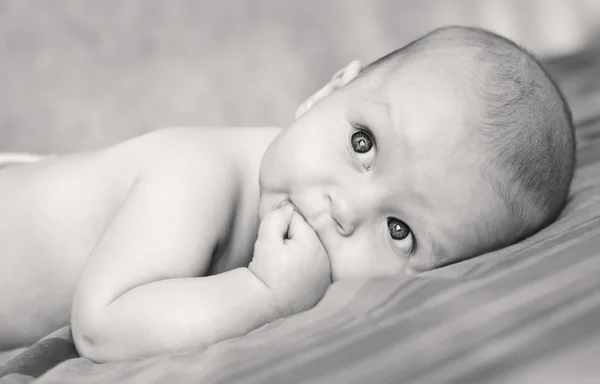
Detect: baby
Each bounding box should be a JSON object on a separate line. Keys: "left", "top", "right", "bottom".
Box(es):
{"left": 0, "top": 26, "right": 575, "bottom": 362}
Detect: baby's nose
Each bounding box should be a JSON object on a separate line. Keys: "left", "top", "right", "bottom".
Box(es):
{"left": 328, "top": 191, "right": 364, "bottom": 237}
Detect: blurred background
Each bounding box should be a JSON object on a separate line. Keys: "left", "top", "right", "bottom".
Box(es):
{"left": 1, "top": 0, "right": 600, "bottom": 153}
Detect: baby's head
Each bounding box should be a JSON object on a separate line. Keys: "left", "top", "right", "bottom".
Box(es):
{"left": 258, "top": 26, "right": 575, "bottom": 281}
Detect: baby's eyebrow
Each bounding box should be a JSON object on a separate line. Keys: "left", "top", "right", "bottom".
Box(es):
{"left": 358, "top": 94, "right": 391, "bottom": 120}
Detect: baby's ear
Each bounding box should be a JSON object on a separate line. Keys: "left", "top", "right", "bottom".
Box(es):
{"left": 295, "top": 60, "right": 362, "bottom": 119}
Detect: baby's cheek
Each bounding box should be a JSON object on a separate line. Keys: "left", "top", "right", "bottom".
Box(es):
{"left": 327, "top": 247, "right": 373, "bottom": 281}
{"left": 405, "top": 252, "right": 434, "bottom": 274}
{"left": 331, "top": 245, "right": 409, "bottom": 281}
{"left": 260, "top": 155, "right": 291, "bottom": 190}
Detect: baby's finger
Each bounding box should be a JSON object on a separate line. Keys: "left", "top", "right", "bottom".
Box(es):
{"left": 287, "top": 210, "right": 320, "bottom": 244}
{"left": 257, "top": 203, "right": 294, "bottom": 243}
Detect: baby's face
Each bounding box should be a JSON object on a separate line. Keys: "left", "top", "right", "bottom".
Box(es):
{"left": 259, "top": 65, "right": 506, "bottom": 281}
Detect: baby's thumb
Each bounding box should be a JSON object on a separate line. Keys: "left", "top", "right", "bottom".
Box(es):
{"left": 257, "top": 203, "right": 294, "bottom": 243}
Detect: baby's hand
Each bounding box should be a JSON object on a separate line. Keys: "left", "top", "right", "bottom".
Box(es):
{"left": 249, "top": 202, "right": 331, "bottom": 318}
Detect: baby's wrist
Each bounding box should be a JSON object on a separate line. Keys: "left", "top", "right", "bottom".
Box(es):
{"left": 269, "top": 292, "right": 295, "bottom": 319}
{"left": 245, "top": 267, "right": 292, "bottom": 320}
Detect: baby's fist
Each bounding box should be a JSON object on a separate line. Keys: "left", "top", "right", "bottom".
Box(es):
{"left": 249, "top": 202, "right": 331, "bottom": 317}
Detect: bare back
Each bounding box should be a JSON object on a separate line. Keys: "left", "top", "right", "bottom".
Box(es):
{"left": 0, "top": 126, "right": 279, "bottom": 348}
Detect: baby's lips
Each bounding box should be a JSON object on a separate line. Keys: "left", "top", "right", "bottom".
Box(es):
{"left": 275, "top": 199, "right": 311, "bottom": 225}
{"left": 275, "top": 200, "right": 301, "bottom": 216}
{"left": 275, "top": 200, "right": 292, "bottom": 210}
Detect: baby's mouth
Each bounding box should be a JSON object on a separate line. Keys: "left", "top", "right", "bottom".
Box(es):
{"left": 274, "top": 199, "right": 311, "bottom": 233}
{"left": 286, "top": 200, "right": 332, "bottom": 271}
{"left": 280, "top": 199, "right": 307, "bottom": 222}
{"left": 275, "top": 199, "right": 292, "bottom": 210}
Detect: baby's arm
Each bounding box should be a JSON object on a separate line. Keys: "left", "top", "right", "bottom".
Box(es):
{"left": 75, "top": 269, "right": 278, "bottom": 362}
{"left": 72, "top": 147, "right": 330, "bottom": 362}
{"left": 71, "top": 150, "right": 276, "bottom": 362}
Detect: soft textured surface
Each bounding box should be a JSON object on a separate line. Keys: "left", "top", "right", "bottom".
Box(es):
{"left": 1, "top": 48, "right": 600, "bottom": 384}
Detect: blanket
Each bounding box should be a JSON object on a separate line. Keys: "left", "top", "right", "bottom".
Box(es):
{"left": 2, "top": 48, "right": 600, "bottom": 383}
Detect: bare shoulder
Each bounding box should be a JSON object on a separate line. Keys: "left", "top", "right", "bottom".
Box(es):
{"left": 122, "top": 126, "right": 282, "bottom": 272}
{"left": 114, "top": 126, "right": 280, "bottom": 188}
{"left": 0, "top": 126, "right": 280, "bottom": 268}
{"left": 0, "top": 126, "right": 280, "bottom": 227}
{"left": 102, "top": 126, "right": 281, "bottom": 267}
{"left": 120, "top": 126, "right": 282, "bottom": 260}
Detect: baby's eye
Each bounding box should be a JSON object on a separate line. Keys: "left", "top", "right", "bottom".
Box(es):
{"left": 351, "top": 130, "right": 373, "bottom": 153}
{"left": 350, "top": 126, "right": 375, "bottom": 170}
{"left": 387, "top": 217, "right": 414, "bottom": 254}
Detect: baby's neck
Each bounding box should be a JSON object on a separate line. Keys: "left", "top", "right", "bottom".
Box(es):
{"left": 207, "top": 126, "right": 281, "bottom": 274}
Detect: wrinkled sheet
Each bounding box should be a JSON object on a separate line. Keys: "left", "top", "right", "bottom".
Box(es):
{"left": 2, "top": 49, "right": 600, "bottom": 383}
